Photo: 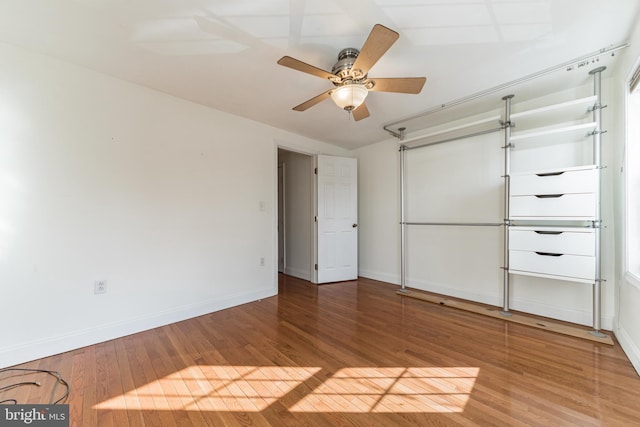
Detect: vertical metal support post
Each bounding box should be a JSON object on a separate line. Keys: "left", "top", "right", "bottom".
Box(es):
{"left": 501, "top": 95, "right": 514, "bottom": 316}
{"left": 589, "top": 66, "right": 606, "bottom": 337}
{"left": 399, "top": 144, "right": 408, "bottom": 292}
{"left": 399, "top": 142, "right": 408, "bottom": 292}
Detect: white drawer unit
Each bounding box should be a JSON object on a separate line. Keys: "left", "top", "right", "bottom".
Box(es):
{"left": 509, "top": 250, "right": 595, "bottom": 283}
{"left": 509, "top": 166, "right": 597, "bottom": 220}
{"left": 509, "top": 227, "right": 595, "bottom": 256}
{"left": 510, "top": 166, "right": 597, "bottom": 196}
{"left": 509, "top": 226, "right": 596, "bottom": 282}
{"left": 510, "top": 193, "right": 596, "bottom": 219}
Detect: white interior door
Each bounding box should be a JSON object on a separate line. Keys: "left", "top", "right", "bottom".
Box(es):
{"left": 316, "top": 155, "right": 358, "bottom": 283}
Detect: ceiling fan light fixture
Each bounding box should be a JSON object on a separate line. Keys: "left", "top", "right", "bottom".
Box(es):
{"left": 277, "top": 24, "right": 424, "bottom": 120}
{"left": 330, "top": 83, "right": 368, "bottom": 111}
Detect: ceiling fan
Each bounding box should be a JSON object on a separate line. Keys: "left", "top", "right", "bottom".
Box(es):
{"left": 277, "top": 24, "right": 426, "bottom": 121}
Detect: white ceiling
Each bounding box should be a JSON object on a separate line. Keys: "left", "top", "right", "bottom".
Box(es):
{"left": 0, "top": 0, "right": 638, "bottom": 149}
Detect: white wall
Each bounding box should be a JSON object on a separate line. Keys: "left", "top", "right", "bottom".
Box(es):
{"left": 611, "top": 22, "right": 640, "bottom": 374}
{"left": 354, "top": 83, "right": 617, "bottom": 330}
{"left": 278, "top": 150, "right": 313, "bottom": 281}
{"left": 353, "top": 139, "right": 400, "bottom": 283}
{"left": 404, "top": 130, "right": 504, "bottom": 306}
{"left": 0, "top": 42, "right": 346, "bottom": 368}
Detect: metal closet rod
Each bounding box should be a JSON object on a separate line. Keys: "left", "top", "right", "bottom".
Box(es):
{"left": 384, "top": 42, "right": 629, "bottom": 139}
{"left": 402, "top": 126, "right": 504, "bottom": 151}
{"left": 403, "top": 221, "right": 503, "bottom": 227}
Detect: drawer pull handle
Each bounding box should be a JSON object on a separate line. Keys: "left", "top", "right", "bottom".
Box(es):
{"left": 534, "top": 231, "right": 563, "bottom": 235}
{"left": 535, "top": 251, "right": 563, "bottom": 257}
{"left": 535, "top": 194, "right": 564, "bottom": 198}
{"left": 536, "top": 171, "right": 565, "bottom": 177}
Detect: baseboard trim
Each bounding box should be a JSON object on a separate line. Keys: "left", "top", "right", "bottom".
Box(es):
{"left": 358, "top": 269, "right": 399, "bottom": 285}
{"left": 284, "top": 266, "right": 311, "bottom": 282}
{"left": 616, "top": 326, "right": 640, "bottom": 376}
{"left": 0, "top": 287, "right": 276, "bottom": 369}
{"left": 397, "top": 289, "right": 614, "bottom": 345}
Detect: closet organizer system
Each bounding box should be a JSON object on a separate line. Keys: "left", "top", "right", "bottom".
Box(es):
{"left": 393, "top": 67, "right": 608, "bottom": 340}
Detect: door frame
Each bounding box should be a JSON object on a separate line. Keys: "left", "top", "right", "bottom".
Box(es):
{"left": 275, "top": 145, "right": 317, "bottom": 285}
{"left": 277, "top": 163, "right": 286, "bottom": 274}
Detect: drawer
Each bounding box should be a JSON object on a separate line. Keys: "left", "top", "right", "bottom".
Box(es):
{"left": 509, "top": 250, "right": 595, "bottom": 281}
{"left": 510, "top": 193, "right": 596, "bottom": 219}
{"left": 510, "top": 167, "right": 597, "bottom": 196}
{"left": 509, "top": 227, "right": 595, "bottom": 256}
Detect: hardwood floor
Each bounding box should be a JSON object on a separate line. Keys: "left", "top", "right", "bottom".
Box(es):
{"left": 2, "top": 274, "right": 640, "bottom": 426}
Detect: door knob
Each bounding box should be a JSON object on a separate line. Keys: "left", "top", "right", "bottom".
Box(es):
{"left": 352, "top": 224, "right": 358, "bottom": 228}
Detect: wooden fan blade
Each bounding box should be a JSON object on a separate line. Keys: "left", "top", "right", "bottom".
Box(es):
{"left": 292, "top": 90, "right": 332, "bottom": 111}
{"left": 277, "top": 56, "right": 335, "bottom": 80}
{"left": 353, "top": 102, "right": 370, "bottom": 121}
{"left": 368, "top": 77, "right": 427, "bottom": 94}
{"left": 351, "top": 24, "right": 399, "bottom": 76}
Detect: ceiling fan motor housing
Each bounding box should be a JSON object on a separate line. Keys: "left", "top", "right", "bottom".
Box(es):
{"left": 332, "top": 48, "right": 365, "bottom": 81}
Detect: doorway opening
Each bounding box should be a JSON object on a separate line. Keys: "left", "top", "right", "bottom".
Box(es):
{"left": 277, "top": 148, "right": 315, "bottom": 282}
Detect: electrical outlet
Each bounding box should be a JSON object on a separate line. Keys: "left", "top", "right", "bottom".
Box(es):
{"left": 260, "top": 257, "right": 265, "bottom": 267}
{"left": 94, "top": 280, "right": 107, "bottom": 294}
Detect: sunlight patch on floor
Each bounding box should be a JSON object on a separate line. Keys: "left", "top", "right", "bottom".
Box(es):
{"left": 94, "top": 365, "right": 479, "bottom": 413}
{"left": 93, "top": 365, "right": 321, "bottom": 411}
{"left": 289, "top": 367, "right": 479, "bottom": 413}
